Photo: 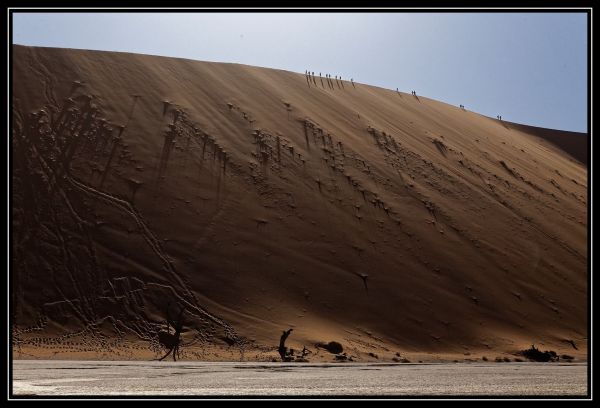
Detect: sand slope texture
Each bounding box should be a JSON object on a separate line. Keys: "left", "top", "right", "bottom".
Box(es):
{"left": 11, "top": 45, "right": 587, "bottom": 362}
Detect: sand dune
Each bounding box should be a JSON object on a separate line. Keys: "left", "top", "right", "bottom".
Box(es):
{"left": 503, "top": 121, "right": 587, "bottom": 165}
{"left": 11, "top": 45, "right": 587, "bottom": 362}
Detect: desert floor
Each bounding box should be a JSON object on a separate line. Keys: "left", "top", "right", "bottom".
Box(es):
{"left": 12, "top": 360, "right": 588, "bottom": 397}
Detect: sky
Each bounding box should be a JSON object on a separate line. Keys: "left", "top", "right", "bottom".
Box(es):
{"left": 12, "top": 12, "right": 588, "bottom": 133}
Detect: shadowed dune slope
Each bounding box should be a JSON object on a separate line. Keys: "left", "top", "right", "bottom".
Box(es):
{"left": 503, "top": 121, "right": 587, "bottom": 165}
{"left": 11, "top": 45, "right": 587, "bottom": 361}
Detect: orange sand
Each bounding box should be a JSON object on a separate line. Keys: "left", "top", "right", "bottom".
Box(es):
{"left": 12, "top": 45, "right": 587, "bottom": 363}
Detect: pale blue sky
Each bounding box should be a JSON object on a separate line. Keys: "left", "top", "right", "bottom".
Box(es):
{"left": 12, "top": 12, "right": 588, "bottom": 132}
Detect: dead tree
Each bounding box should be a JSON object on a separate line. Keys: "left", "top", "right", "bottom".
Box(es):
{"left": 301, "top": 346, "right": 309, "bottom": 358}
{"left": 278, "top": 328, "right": 294, "bottom": 361}
{"left": 157, "top": 303, "right": 186, "bottom": 361}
